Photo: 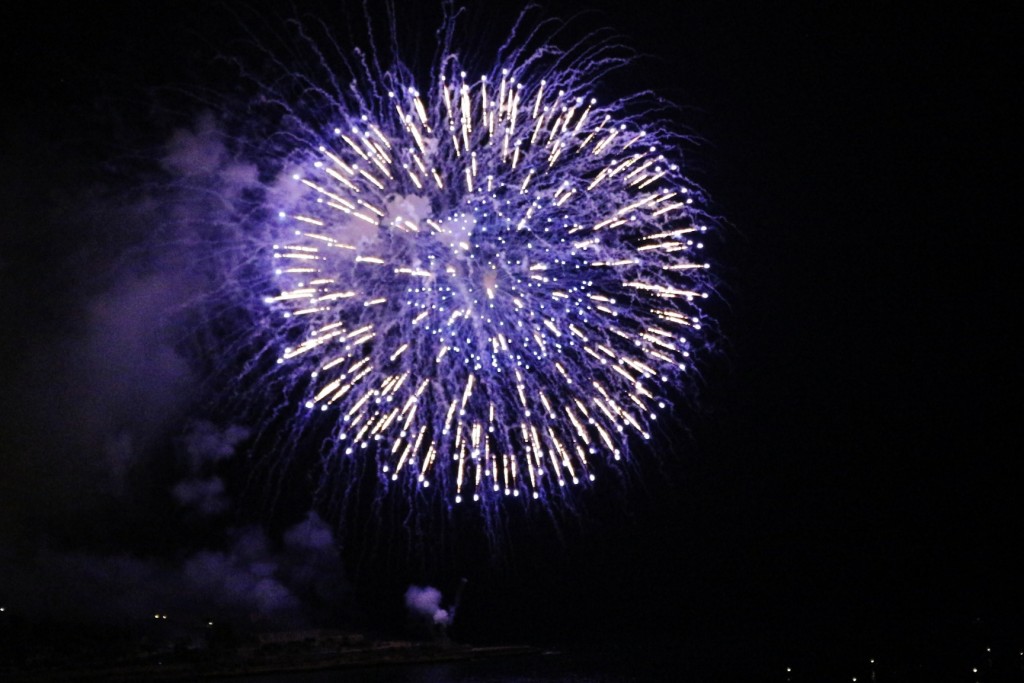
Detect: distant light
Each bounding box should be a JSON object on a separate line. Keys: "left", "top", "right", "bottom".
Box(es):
{"left": 208, "top": 621, "right": 214, "bottom": 627}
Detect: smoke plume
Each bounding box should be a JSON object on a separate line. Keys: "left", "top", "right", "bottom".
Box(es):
{"left": 404, "top": 585, "right": 450, "bottom": 626}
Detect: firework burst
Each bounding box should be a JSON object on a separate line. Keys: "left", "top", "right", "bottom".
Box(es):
{"left": 253, "top": 7, "right": 713, "bottom": 509}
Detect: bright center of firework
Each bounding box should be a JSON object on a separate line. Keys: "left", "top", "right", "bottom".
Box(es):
{"left": 265, "top": 66, "right": 710, "bottom": 507}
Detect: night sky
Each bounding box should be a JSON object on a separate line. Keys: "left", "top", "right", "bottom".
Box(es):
{"left": 0, "top": 1, "right": 1019, "bottom": 680}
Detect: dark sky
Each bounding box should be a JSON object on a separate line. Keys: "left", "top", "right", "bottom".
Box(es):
{"left": 0, "top": 1, "right": 1019, "bottom": 679}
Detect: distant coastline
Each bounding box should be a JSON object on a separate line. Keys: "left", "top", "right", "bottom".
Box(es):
{"left": 5, "top": 633, "right": 541, "bottom": 682}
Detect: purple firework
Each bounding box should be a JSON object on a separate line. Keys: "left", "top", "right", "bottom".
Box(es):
{"left": 257, "top": 7, "right": 713, "bottom": 508}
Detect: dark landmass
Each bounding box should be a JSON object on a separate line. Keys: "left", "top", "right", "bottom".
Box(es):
{"left": 1, "top": 624, "right": 539, "bottom": 682}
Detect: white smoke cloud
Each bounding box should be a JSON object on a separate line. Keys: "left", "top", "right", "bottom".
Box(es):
{"left": 0, "top": 81, "right": 336, "bottom": 628}
{"left": 172, "top": 477, "right": 229, "bottom": 515}
{"left": 404, "top": 585, "right": 451, "bottom": 626}
{"left": 182, "top": 420, "right": 251, "bottom": 469}
{"left": 0, "top": 107, "right": 260, "bottom": 534}
{"left": 0, "top": 516, "right": 344, "bottom": 627}
{"left": 171, "top": 421, "right": 250, "bottom": 516}
{"left": 183, "top": 527, "right": 301, "bottom": 618}
{"left": 163, "top": 112, "right": 259, "bottom": 191}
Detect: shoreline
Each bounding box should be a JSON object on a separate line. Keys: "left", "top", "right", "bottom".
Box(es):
{"left": 5, "top": 642, "right": 543, "bottom": 682}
